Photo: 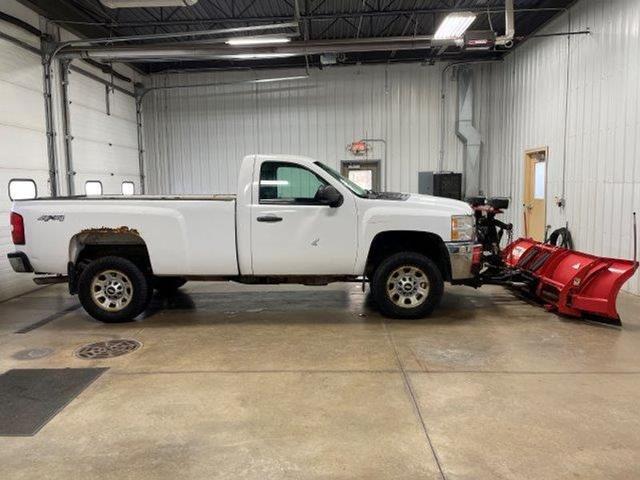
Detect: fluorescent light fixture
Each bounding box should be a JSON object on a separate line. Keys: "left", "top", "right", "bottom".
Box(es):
{"left": 221, "top": 53, "right": 296, "bottom": 60}
{"left": 434, "top": 12, "right": 477, "bottom": 40}
{"left": 251, "top": 75, "right": 309, "bottom": 83}
{"left": 226, "top": 37, "right": 291, "bottom": 46}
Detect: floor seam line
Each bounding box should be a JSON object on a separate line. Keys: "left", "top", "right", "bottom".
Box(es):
{"left": 13, "top": 303, "right": 82, "bottom": 334}
{"left": 108, "top": 369, "right": 403, "bottom": 375}
{"left": 382, "top": 321, "right": 447, "bottom": 480}
{"left": 93, "top": 369, "right": 640, "bottom": 376}
{"left": 407, "top": 370, "right": 640, "bottom": 375}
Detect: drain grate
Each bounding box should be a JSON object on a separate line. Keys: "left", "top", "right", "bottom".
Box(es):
{"left": 75, "top": 339, "right": 142, "bottom": 359}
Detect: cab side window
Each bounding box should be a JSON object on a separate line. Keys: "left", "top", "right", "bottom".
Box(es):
{"left": 259, "top": 162, "right": 327, "bottom": 204}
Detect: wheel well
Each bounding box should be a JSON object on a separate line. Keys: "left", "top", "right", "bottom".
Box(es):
{"left": 365, "top": 231, "right": 451, "bottom": 280}
{"left": 69, "top": 229, "right": 152, "bottom": 293}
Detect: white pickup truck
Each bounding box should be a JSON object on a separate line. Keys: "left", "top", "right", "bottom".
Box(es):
{"left": 8, "top": 154, "right": 478, "bottom": 323}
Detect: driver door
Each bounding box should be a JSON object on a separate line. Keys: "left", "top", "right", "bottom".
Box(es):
{"left": 250, "top": 160, "right": 357, "bottom": 275}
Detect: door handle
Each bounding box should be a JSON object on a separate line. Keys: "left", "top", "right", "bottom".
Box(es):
{"left": 257, "top": 215, "right": 283, "bottom": 223}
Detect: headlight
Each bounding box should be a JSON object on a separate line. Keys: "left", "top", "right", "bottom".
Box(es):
{"left": 451, "top": 215, "right": 475, "bottom": 241}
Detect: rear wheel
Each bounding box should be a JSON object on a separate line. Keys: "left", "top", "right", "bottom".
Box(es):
{"left": 78, "top": 256, "right": 150, "bottom": 323}
{"left": 371, "top": 252, "right": 444, "bottom": 319}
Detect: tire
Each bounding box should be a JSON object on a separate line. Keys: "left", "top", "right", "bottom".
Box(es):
{"left": 142, "top": 277, "right": 154, "bottom": 309}
{"left": 153, "top": 276, "right": 187, "bottom": 294}
{"left": 371, "top": 252, "right": 444, "bottom": 319}
{"left": 78, "top": 256, "right": 150, "bottom": 323}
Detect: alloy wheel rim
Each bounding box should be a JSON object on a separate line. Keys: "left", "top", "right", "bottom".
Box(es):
{"left": 91, "top": 270, "right": 133, "bottom": 312}
{"left": 386, "top": 265, "right": 430, "bottom": 308}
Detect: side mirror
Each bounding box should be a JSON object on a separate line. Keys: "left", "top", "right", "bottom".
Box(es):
{"left": 316, "top": 185, "right": 344, "bottom": 208}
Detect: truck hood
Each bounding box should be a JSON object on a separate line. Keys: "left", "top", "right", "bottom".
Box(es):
{"left": 404, "top": 194, "right": 473, "bottom": 216}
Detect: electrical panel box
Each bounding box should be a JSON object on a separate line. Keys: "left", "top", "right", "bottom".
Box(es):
{"left": 418, "top": 171, "right": 463, "bottom": 200}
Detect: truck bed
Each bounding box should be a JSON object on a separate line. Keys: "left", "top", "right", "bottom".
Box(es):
{"left": 12, "top": 196, "right": 239, "bottom": 276}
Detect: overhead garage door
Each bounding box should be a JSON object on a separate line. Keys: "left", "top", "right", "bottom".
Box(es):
{"left": 0, "top": 36, "right": 49, "bottom": 300}
{"left": 67, "top": 69, "right": 140, "bottom": 195}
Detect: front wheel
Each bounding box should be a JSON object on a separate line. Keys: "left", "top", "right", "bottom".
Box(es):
{"left": 78, "top": 256, "right": 150, "bottom": 323}
{"left": 371, "top": 252, "right": 444, "bottom": 319}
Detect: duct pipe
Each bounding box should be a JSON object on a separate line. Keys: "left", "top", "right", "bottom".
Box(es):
{"left": 496, "top": 0, "right": 515, "bottom": 46}
{"left": 59, "top": 22, "right": 300, "bottom": 46}
{"left": 439, "top": 60, "right": 500, "bottom": 172}
{"left": 58, "top": 35, "right": 436, "bottom": 61}
{"left": 456, "top": 67, "right": 482, "bottom": 198}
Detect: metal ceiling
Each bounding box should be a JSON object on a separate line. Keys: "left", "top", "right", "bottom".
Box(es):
{"left": 20, "top": 0, "right": 575, "bottom": 72}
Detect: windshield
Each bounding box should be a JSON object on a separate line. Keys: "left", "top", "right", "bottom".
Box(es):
{"left": 314, "top": 162, "right": 368, "bottom": 198}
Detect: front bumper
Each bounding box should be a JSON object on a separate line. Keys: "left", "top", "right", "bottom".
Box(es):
{"left": 445, "top": 241, "right": 481, "bottom": 281}
{"left": 7, "top": 252, "right": 33, "bottom": 273}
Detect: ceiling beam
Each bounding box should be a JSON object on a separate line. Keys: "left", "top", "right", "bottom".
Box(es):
{"left": 45, "top": 6, "right": 567, "bottom": 29}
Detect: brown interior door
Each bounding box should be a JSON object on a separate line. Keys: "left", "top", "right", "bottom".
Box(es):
{"left": 523, "top": 149, "right": 547, "bottom": 241}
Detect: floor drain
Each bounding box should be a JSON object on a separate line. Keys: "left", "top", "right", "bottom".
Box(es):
{"left": 75, "top": 339, "right": 142, "bottom": 359}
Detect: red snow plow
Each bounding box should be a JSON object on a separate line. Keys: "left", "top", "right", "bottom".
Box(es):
{"left": 502, "top": 238, "right": 637, "bottom": 325}
{"left": 467, "top": 197, "right": 638, "bottom": 326}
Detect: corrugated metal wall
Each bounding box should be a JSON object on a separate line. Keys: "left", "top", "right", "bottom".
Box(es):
{"left": 0, "top": 2, "right": 48, "bottom": 301}
{"left": 144, "top": 63, "right": 464, "bottom": 195}
{"left": 477, "top": 0, "right": 640, "bottom": 294}
{"left": 0, "top": 0, "right": 143, "bottom": 301}
{"left": 143, "top": 0, "right": 639, "bottom": 295}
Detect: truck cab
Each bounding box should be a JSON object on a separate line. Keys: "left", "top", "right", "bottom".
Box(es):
{"left": 9, "top": 154, "right": 478, "bottom": 323}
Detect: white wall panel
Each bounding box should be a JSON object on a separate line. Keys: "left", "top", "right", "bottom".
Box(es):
{"left": 144, "top": 64, "right": 462, "bottom": 196}
{"left": 478, "top": 0, "right": 640, "bottom": 294}
{"left": 0, "top": 80, "right": 46, "bottom": 131}
{"left": 67, "top": 69, "right": 140, "bottom": 195}
{"left": 69, "top": 103, "right": 138, "bottom": 149}
{"left": 0, "top": 33, "right": 48, "bottom": 301}
{"left": 0, "top": 42, "right": 42, "bottom": 86}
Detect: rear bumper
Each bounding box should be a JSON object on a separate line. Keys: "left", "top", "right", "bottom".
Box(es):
{"left": 7, "top": 252, "right": 33, "bottom": 273}
{"left": 445, "top": 241, "right": 481, "bottom": 281}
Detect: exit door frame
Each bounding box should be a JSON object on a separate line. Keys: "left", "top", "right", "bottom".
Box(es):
{"left": 523, "top": 146, "right": 549, "bottom": 241}
{"left": 340, "top": 159, "right": 381, "bottom": 192}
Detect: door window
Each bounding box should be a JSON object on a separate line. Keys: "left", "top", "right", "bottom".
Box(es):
{"left": 85, "top": 181, "right": 103, "bottom": 196}
{"left": 348, "top": 169, "right": 373, "bottom": 190}
{"left": 534, "top": 160, "right": 546, "bottom": 199}
{"left": 259, "top": 162, "right": 327, "bottom": 204}
{"left": 340, "top": 160, "right": 381, "bottom": 192}
{"left": 122, "top": 181, "right": 135, "bottom": 195}
{"left": 9, "top": 179, "right": 37, "bottom": 200}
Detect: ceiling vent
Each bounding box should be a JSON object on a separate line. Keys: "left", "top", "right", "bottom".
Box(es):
{"left": 100, "top": 0, "right": 198, "bottom": 8}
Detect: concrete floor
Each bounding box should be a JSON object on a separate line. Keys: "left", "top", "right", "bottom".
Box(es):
{"left": 0, "top": 282, "right": 639, "bottom": 480}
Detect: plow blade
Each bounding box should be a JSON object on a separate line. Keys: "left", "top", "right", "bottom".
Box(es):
{"left": 502, "top": 238, "right": 638, "bottom": 325}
